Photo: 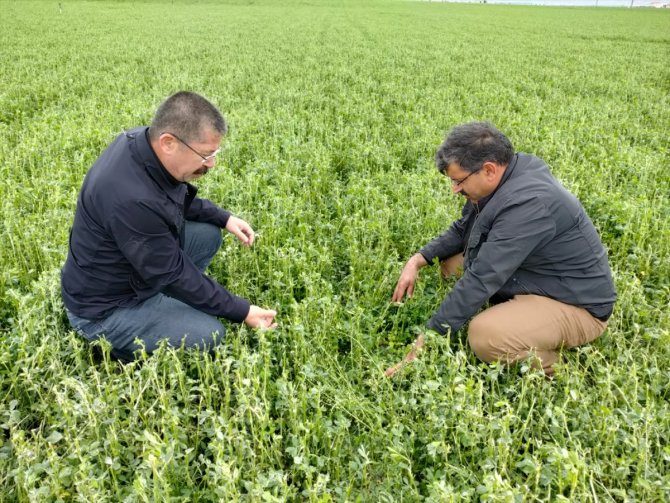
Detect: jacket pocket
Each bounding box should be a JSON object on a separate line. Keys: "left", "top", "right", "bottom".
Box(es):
{"left": 465, "top": 231, "right": 487, "bottom": 265}
{"left": 129, "top": 271, "right": 147, "bottom": 291}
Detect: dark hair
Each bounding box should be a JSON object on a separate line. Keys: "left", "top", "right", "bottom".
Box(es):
{"left": 435, "top": 122, "right": 514, "bottom": 174}
{"left": 148, "top": 91, "right": 227, "bottom": 142}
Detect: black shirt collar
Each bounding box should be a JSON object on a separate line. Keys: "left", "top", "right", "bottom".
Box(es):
{"left": 125, "top": 127, "right": 186, "bottom": 204}
{"left": 143, "top": 128, "right": 180, "bottom": 186}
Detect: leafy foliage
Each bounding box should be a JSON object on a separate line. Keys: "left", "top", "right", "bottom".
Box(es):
{"left": 0, "top": 0, "right": 668, "bottom": 500}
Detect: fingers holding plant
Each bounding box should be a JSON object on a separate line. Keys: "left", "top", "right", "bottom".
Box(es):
{"left": 244, "top": 305, "right": 278, "bottom": 329}
{"left": 384, "top": 333, "right": 426, "bottom": 377}
{"left": 391, "top": 254, "right": 428, "bottom": 303}
{"left": 226, "top": 215, "right": 255, "bottom": 247}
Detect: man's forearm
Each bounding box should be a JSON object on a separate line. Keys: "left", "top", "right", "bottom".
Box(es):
{"left": 408, "top": 252, "right": 429, "bottom": 270}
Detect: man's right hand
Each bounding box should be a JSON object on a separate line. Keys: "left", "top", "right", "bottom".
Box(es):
{"left": 392, "top": 253, "right": 428, "bottom": 303}
{"left": 244, "top": 305, "right": 277, "bottom": 329}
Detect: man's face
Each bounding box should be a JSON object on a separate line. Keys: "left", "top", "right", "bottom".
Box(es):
{"left": 446, "top": 162, "right": 485, "bottom": 203}
{"left": 161, "top": 129, "right": 223, "bottom": 183}
{"left": 445, "top": 161, "right": 501, "bottom": 204}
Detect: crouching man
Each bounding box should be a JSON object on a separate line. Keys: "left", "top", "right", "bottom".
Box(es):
{"left": 387, "top": 122, "right": 615, "bottom": 377}
{"left": 62, "top": 91, "right": 276, "bottom": 361}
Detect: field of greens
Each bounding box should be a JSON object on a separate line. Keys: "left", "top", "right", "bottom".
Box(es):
{"left": 1, "top": 0, "right": 668, "bottom": 500}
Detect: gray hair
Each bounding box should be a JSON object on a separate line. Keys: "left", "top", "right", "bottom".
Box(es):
{"left": 435, "top": 122, "right": 514, "bottom": 174}
{"left": 148, "top": 91, "right": 227, "bottom": 142}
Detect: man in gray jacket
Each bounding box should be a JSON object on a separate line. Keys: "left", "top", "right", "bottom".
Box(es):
{"left": 387, "top": 122, "right": 616, "bottom": 377}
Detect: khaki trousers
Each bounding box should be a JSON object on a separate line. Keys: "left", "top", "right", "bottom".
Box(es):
{"left": 440, "top": 254, "right": 607, "bottom": 374}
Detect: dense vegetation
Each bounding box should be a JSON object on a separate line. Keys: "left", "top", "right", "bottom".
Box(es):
{"left": 1, "top": 0, "right": 668, "bottom": 500}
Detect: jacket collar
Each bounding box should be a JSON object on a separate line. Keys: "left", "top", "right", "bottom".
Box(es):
{"left": 468, "top": 154, "right": 518, "bottom": 213}
{"left": 481, "top": 154, "right": 518, "bottom": 205}
{"left": 124, "top": 127, "right": 197, "bottom": 205}
{"left": 498, "top": 153, "right": 518, "bottom": 187}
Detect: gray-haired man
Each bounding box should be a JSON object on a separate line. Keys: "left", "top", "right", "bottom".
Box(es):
{"left": 388, "top": 122, "right": 615, "bottom": 377}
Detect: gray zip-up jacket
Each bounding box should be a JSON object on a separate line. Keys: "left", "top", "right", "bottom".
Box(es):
{"left": 419, "top": 153, "right": 616, "bottom": 335}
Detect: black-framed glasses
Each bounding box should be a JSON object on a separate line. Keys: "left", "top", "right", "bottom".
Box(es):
{"left": 163, "top": 131, "right": 221, "bottom": 164}
{"left": 450, "top": 167, "right": 482, "bottom": 187}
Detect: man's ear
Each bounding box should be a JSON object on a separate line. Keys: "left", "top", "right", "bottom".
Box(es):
{"left": 482, "top": 161, "right": 499, "bottom": 179}
{"left": 158, "top": 133, "right": 178, "bottom": 155}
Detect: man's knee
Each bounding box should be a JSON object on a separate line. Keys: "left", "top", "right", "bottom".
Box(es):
{"left": 126, "top": 318, "right": 225, "bottom": 357}
{"left": 188, "top": 319, "right": 226, "bottom": 351}
{"left": 440, "top": 253, "right": 464, "bottom": 278}
{"left": 194, "top": 221, "right": 223, "bottom": 250}
{"left": 468, "top": 307, "right": 557, "bottom": 371}
{"left": 184, "top": 221, "right": 223, "bottom": 270}
{"left": 467, "top": 314, "right": 504, "bottom": 363}
{"left": 185, "top": 220, "right": 221, "bottom": 246}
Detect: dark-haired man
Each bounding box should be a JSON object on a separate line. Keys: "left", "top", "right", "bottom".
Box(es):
{"left": 62, "top": 91, "right": 276, "bottom": 361}
{"left": 387, "top": 122, "right": 615, "bottom": 377}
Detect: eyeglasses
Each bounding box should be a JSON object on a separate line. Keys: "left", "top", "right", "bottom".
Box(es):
{"left": 449, "top": 167, "right": 482, "bottom": 187}
{"left": 163, "top": 132, "right": 221, "bottom": 164}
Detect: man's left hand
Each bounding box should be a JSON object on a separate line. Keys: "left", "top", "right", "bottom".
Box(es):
{"left": 385, "top": 333, "right": 425, "bottom": 377}
{"left": 226, "top": 215, "right": 255, "bottom": 247}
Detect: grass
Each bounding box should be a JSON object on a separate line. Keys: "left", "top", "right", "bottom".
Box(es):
{"left": 0, "top": 0, "right": 668, "bottom": 500}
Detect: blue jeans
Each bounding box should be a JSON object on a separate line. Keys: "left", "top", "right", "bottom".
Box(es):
{"left": 67, "top": 221, "right": 226, "bottom": 361}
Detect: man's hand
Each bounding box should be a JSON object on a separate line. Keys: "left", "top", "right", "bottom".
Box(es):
{"left": 385, "top": 334, "right": 425, "bottom": 377}
{"left": 226, "top": 215, "right": 255, "bottom": 247}
{"left": 244, "top": 305, "right": 277, "bottom": 329}
{"left": 392, "top": 254, "right": 428, "bottom": 303}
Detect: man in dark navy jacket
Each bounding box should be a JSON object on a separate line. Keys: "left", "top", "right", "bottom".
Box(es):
{"left": 62, "top": 91, "right": 276, "bottom": 360}
{"left": 387, "top": 122, "right": 616, "bottom": 377}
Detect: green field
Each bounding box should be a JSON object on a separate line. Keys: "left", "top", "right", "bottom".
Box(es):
{"left": 1, "top": 0, "right": 669, "bottom": 500}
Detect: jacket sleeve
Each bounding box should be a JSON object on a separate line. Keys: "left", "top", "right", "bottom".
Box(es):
{"left": 419, "top": 203, "right": 473, "bottom": 264}
{"left": 109, "top": 201, "right": 250, "bottom": 322}
{"left": 427, "top": 197, "right": 556, "bottom": 334}
{"left": 186, "top": 197, "right": 232, "bottom": 228}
